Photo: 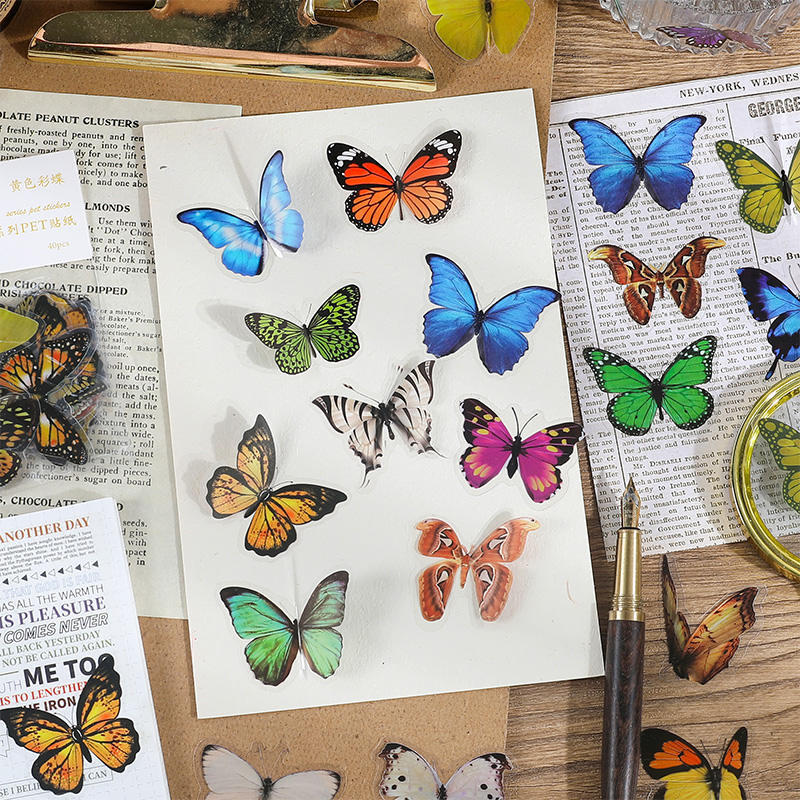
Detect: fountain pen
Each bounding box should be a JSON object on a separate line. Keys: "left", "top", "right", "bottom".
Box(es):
{"left": 601, "top": 477, "right": 644, "bottom": 800}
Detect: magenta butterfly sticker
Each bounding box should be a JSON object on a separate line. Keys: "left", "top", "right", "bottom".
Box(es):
{"left": 460, "top": 398, "right": 583, "bottom": 503}
{"left": 658, "top": 25, "right": 770, "bottom": 51}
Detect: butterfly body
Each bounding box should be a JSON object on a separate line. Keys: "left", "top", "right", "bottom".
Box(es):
{"left": 423, "top": 255, "right": 560, "bottom": 375}
{"left": 641, "top": 727, "right": 747, "bottom": 800}
{"left": 589, "top": 238, "right": 724, "bottom": 324}
{"left": 327, "top": 131, "right": 461, "bottom": 231}
{"left": 569, "top": 115, "right": 706, "bottom": 213}
{"left": 178, "top": 150, "right": 304, "bottom": 277}
{"left": 313, "top": 361, "right": 435, "bottom": 477}
{"left": 0, "top": 654, "right": 140, "bottom": 795}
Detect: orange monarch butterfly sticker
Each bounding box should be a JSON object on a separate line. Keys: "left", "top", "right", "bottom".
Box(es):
{"left": 0, "top": 654, "right": 140, "bottom": 795}
{"left": 662, "top": 555, "right": 757, "bottom": 684}
{"left": 641, "top": 727, "right": 747, "bottom": 800}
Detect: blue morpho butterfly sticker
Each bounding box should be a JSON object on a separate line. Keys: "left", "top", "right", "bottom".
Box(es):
{"left": 568, "top": 115, "right": 706, "bottom": 213}
{"left": 738, "top": 267, "right": 800, "bottom": 379}
{"left": 422, "top": 254, "right": 560, "bottom": 375}
{"left": 177, "top": 150, "right": 304, "bottom": 277}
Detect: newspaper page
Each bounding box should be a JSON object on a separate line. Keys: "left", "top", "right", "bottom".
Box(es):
{"left": 0, "top": 499, "right": 171, "bottom": 799}
{"left": 0, "top": 90, "right": 240, "bottom": 617}
{"left": 548, "top": 65, "right": 800, "bottom": 558}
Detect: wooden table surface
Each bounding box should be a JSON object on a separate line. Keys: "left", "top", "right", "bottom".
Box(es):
{"left": 506, "top": 3, "right": 800, "bottom": 797}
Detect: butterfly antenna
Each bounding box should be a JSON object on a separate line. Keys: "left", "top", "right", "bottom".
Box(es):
{"left": 343, "top": 383, "right": 380, "bottom": 406}
{"left": 518, "top": 410, "right": 540, "bottom": 437}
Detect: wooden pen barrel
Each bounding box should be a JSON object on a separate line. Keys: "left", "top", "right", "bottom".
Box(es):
{"left": 601, "top": 618, "right": 645, "bottom": 800}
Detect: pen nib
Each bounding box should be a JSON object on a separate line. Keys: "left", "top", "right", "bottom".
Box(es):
{"left": 621, "top": 476, "right": 640, "bottom": 529}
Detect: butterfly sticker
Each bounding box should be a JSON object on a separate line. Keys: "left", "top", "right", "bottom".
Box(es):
{"left": 425, "top": 0, "right": 531, "bottom": 60}
{"left": 0, "top": 654, "right": 140, "bottom": 795}
{"left": 0, "top": 396, "right": 37, "bottom": 486}
{"left": 379, "top": 743, "right": 511, "bottom": 800}
{"left": 737, "top": 267, "right": 800, "bottom": 379}
{"left": 759, "top": 417, "right": 800, "bottom": 512}
{"left": 583, "top": 336, "right": 717, "bottom": 436}
{"left": 640, "top": 727, "right": 748, "bottom": 800}
{"left": 201, "top": 744, "right": 341, "bottom": 800}
{"left": 416, "top": 517, "right": 537, "bottom": 621}
{"left": 459, "top": 398, "right": 582, "bottom": 503}
{"left": 568, "top": 115, "right": 706, "bottom": 213}
{"left": 326, "top": 130, "right": 461, "bottom": 231}
{"left": 206, "top": 415, "right": 346, "bottom": 556}
{"left": 220, "top": 571, "right": 348, "bottom": 686}
{"left": 658, "top": 25, "right": 770, "bottom": 51}
{"left": 423, "top": 254, "right": 560, "bottom": 375}
{"left": 589, "top": 237, "right": 725, "bottom": 325}
{"left": 662, "top": 556, "right": 757, "bottom": 685}
{"left": 313, "top": 361, "right": 436, "bottom": 479}
{"left": 178, "top": 150, "right": 304, "bottom": 277}
{"left": 716, "top": 138, "right": 800, "bottom": 233}
{"left": 245, "top": 285, "right": 360, "bottom": 375}
{"left": 0, "top": 329, "right": 93, "bottom": 466}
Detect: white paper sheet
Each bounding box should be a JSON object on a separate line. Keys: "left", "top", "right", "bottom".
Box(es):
{"left": 548, "top": 65, "right": 800, "bottom": 559}
{"left": 144, "top": 89, "right": 603, "bottom": 718}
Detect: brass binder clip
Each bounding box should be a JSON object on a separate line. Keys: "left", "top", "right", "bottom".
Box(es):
{"left": 28, "top": 0, "right": 436, "bottom": 92}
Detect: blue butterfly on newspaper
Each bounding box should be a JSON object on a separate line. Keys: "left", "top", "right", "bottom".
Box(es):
{"left": 568, "top": 115, "right": 706, "bottom": 213}
{"left": 178, "top": 150, "right": 304, "bottom": 277}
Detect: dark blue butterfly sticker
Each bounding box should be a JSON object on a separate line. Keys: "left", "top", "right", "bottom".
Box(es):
{"left": 422, "top": 254, "right": 560, "bottom": 375}
{"left": 177, "top": 150, "right": 304, "bottom": 277}
{"left": 568, "top": 115, "right": 706, "bottom": 213}
{"left": 738, "top": 267, "right": 800, "bottom": 379}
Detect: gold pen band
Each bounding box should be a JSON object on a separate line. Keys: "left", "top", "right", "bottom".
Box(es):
{"left": 609, "top": 527, "right": 644, "bottom": 622}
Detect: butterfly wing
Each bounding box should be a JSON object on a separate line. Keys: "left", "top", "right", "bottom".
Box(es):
{"left": 787, "top": 137, "right": 800, "bottom": 213}
{"left": 258, "top": 150, "right": 304, "bottom": 255}
{"left": 759, "top": 417, "right": 800, "bottom": 511}
{"left": 307, "top": 284, "right": 361, "bottom": 364}
{"left": 245, "top": 485, "right": 346, "bottom": 557}
{"left": 661, "top": 555, "right": 691, "bottom": 678}
{"left": 0, "top": 706, "right": 84, "bottom": 793}
{"left": 716, "top": 140, "right": 786, "bottom": 233}
{"left": 487, "top": 0, "right": 532, "bottom": 54}
{"left": 416, "top": 518, "right": 466, "bottom": 621}
{"left": 459, "top": 398, "right": 515, "bottom": 489}
{"left": 298, "top": 571, "right": 349, "bottom": 679}
{"left": 378, "top": 743, "right": 442, "bottom": 800}
{"left": 178, "top": 208, "right": 267, "bottom": 277}
{"left": 588, "top": 245, "right": 660, "bottom": 324}
{"left": 583, "top": 347, "right": 658, "bottom": 435}
{"left": 387, "top": 360, "right": 436, "bottom": 455}
{"left": 444, "top": 752, "right": 512, "bottom": 799}
{"left": 641, "top": 114, "right": 705, "bottom": 211}
{"left": 659, "top": 336, "right": 716, "bottom": 430}
{"left": 517, "top": 423, "right": 583, "bottom": 503}
{"left": 0, "top": 307, "right": 39, "bottom": 353}
{"left": 719, "top": 728, "right": 748, "bottom": 798}
{"left": 270, "top": 771, "right": 342, "bottom": 800}
{"left": 327, "top": 143, "right": 398, "bottom": 231}
{"left": 0, "top": 395, "right": 36, "bottom": 454}
{"left": 220, "top": 587, "right": 299, "bottom": 686}
{"left": 245, "top": 314, "right": 313, "bottom": 375}
{"left": 470, "top": 518, "right": 537, "bottom": 621}
{"left": 659, "top": 25, "right": 727, "bottom": 46}
{"left": 568, "top": 119, "right": 640, "bottom": 213}
{"left": 312, "top": 395, "right": 384, "bottom": 475}
{"left": 640, "top": 728, "right": 716, "bottom": 799}
{"left": 427, "top": 0, "right": 489, "bottom": 60}
{"left": 739, "top": 267, "right": 800, "bottom": 378}
{"left": 479, "top": 285, "right": 560, "bottom": 374}
{"left": 423, "top": 254, "right": 480, "bottom": 358}
{"left": 397, "top": 130, "right": 462, "bottom": 224}
{"left": 662, "top": 236, "right": 725, "bottom": 319}
{"left": 37, "top": 400, "right": 89, "bottom": 465}
{"left": 201, "top": 744, "right": 268, "bottom": 800}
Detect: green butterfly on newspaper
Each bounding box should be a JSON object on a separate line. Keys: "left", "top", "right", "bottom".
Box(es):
{"left": 583, "top": 336, "right": 717, "bottom": 436}
{"left": 245, "top": 284, "right": 360, "bottom": 375}
{"left": 759, "top": 417, "right": 800, "bottom": 513}
{"left": 220, "top": 571, "right": 348, "bottom": 686}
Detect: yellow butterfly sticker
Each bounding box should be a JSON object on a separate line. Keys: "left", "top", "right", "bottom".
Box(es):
{"left": 426, "top": 0, "right": 532, "bottom": 61}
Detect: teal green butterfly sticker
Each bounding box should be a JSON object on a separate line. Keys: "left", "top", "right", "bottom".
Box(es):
{"left": 220, "top": 571, "right": 348, "bottom": 686}
{"left": 758, "top": 417, "right": 800, "bottom": 513}
{"left": 583, "top": 336, "right": 717, "bottom": 436}
{"left": 245, "top": 285, "right": 360, "bottom": 375}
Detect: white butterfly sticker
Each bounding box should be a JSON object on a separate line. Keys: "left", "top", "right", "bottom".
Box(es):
{"left": 378, "top": 743, "right": 510, "bottom": 800}
{"left": 201, "top": 745, "right": 341, "bottom": 800}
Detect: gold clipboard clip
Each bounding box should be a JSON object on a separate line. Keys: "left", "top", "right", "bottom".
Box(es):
{"left": 28, "top": 0, "right": 436, "bottom": 92}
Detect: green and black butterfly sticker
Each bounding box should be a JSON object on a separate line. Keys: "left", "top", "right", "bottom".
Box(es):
{"left": 245, "top": 285, "right": 360, "bottom": 375}
{"left": 583, "top": 336, "right": 717, "bottom": 436}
